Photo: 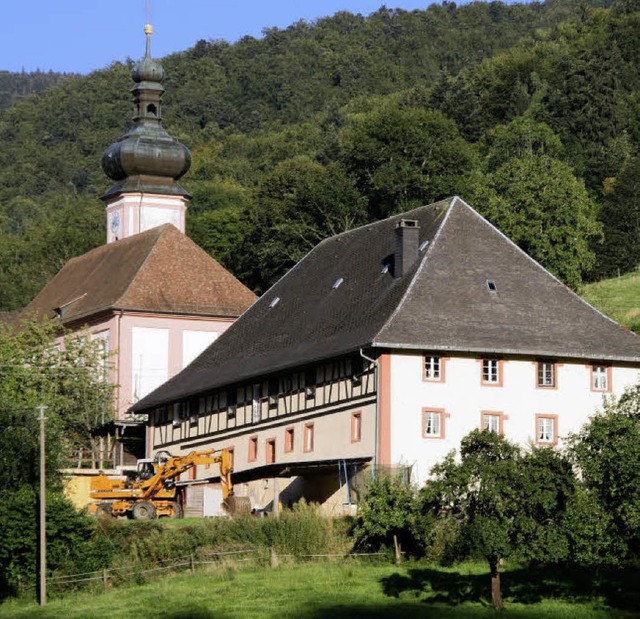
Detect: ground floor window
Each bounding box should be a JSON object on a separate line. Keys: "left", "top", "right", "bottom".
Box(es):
{"left": 266, "top": 438, "right": 276, "bottom": 464}
{"left": 536, "top": 415, "right": 558, "bottom": 445}
{"left": 422, "top": 408, "right": 447, "bottom": 439}
{"left": 304, "top": 423, "right": 315, "bottom": 452}
{"left": 483, "top": 413, "right": 500, "bottom": 434}
{"left": 248, "top": 436, "right": 257, "bottom": 462}
{"left": 285, "top": 427, "right": 294, "bottom": 452}
{"left": 351, "top": 412, "right": 362, "bottom": 443}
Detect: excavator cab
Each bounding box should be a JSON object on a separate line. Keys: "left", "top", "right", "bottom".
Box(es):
{"left": 154, "top": 450, "right": 173, "bottom": 467}
{"left": 137, "top": 459, "right": 155, "bottom": 481}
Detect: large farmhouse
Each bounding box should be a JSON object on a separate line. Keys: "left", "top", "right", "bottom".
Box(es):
{"left": 132, "top": 196, "right": 640, "bottom": 513}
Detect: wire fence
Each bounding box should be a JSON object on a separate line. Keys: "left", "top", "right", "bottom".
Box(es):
{"left": 45, "top": 548, "right": 388, "bottom": 591}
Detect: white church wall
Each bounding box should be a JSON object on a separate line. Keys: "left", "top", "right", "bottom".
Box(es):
{"left": 112, "top": 313, "right": 233, "bottom": 418}
{"left": 182, "top": 330, "right": 219, "bottom": 368}
{"left": 131, "top": 326, "right": 169, "bottom": 403}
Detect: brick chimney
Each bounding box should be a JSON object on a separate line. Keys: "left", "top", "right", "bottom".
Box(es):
{"left": 394, "top": 219, "right": 420, "bottom": 278}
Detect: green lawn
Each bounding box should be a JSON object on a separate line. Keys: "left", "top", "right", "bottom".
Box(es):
{"left": 1, "top": 560, "right": 638, "bottom": 618}
{"left": 580, "top": 271, "right": 640, "bottom": 334}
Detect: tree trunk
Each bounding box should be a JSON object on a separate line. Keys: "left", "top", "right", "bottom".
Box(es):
{"left": 90, "top": 437, "right": 97, "bottom": 469}
{"left": 489, "top": 557, "right": 505, "bottom": 611}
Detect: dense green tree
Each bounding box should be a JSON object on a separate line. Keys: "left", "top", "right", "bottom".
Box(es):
{"left": 0, "top": 318, "right": 115, "bottom": 596}
{"left": 480, "top": 116, "right": 564, "bottom": 172}
{"left": 0, "top": 485, "right": 112, "bottom": 598}
{"left": 593, "top": 154, "right": 640, "bottom": 278}
{"left": 340, "top": 104, "right": 477, "bottom": 218}
{"left": 511, "top": 447, "right": 575, "bottom": 563}
{"left": 0, "top": 190, "right": 103, "bottom": 311}
{"left": 568, "top": 383, "right": 640, "bottom": 560}
{"left": 544, "top": 32, "right": 626, "bottom": 188}
{"left": 422, "top": 431, "right": 521, "bottom": 610}
{"left": 422, "top": 430, "right": 576, "bottom": 610}
{"left": 0, "top": 318, "right": 115, "bottom": 485}
{"left": 470, "top": 154, "right": 601, "bottom": 288}
{"left": 236, "top": 156, "right": 366, "bottom": 292}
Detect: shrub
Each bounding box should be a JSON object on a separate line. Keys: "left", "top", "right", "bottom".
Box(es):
{"left": 98, "top": 502, "right": 347, "bottom": 568}
{"left": 352, "top": 475, "right": 421, "bottom": 554}
{"left": 0, "top": 485, "right": 112, "bottom": 598}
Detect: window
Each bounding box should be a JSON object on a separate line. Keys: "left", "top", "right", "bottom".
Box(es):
{"left": 305, "top": 368, "right": 316, "bottom": 399}
{"left": 422, "top": 408, "right": 447, "bottom": 439}
{"left": 351, "top": 412, "right": 362, "bottom": 443}
{"left": 304, "top": 423, "right": 315, "bottom": 452}
{"left": 481, "top": 359, "right": 503, "bottom": 386}
{"left": 268, "top": 378, "right": 279, "bottom": 408}
{"left": 486, "top": 280, "right": 497, "bottom": 292}
{"left": 248, "top": 436, "right": 258, "bottom": 462}
{"left": 266, "top": 439, "right": 276, "bottom": 465}
{"left": 591, "top": 365, "right": 611, "bottom": 392}
{"left": 481, "top": 411, "right": 507, "bottom": 434}
{"left": 536, "top": 415, "right": 558, "bottom": 445}
{"left": 227, "top": 390, "right": 237, "bottom": 419}
{"left": 423, "top": 355, "right": 443, "bottom": 381}
{"left": 227, "top": 447, "right": 235, "bottom": 468}
{"left": 251, "top": 384, "right": 261, "bottom": 423}
{"left": 537, "top": 361, "right": 556, "bottom": 388}
{"left": 285, "top": 427, "right": 294, "bottom": 452}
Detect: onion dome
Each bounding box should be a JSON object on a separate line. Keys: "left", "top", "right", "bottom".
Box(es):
{"left": 101, "top": 25, "right": 191, "bottom": 200}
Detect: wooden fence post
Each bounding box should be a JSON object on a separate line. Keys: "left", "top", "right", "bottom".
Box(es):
{"left": 103, "top": 568, "right": 108, "bottom": 588}
{"left": 270, "top": 547, "right": 279, "bottom": 568}
{"left": 393, "top": 535, "right": 401, "bottom": 564}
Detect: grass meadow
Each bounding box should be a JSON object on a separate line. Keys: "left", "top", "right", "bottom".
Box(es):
{"left": 1, "top": 559, "right": 638, "bottom": 618}
{"left": 581, "top": 271, "right": 640, "bottom": 334}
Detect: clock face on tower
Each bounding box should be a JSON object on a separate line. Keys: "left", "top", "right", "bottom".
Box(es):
{"left": 110, "top": 212, "right": 121, "bottom": 234}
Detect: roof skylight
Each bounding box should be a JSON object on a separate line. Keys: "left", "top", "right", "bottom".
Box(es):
{"left": 269, "top": 297, "right": 280, "bottom": 308}
{"left": 332, "top": 277, "right": 344, "bottom": 289}
{"left": 487, "top": 280, "right": 497, "bottom": 293}
{"left": 419, "top": 239, "right": 429, "bottom": 252}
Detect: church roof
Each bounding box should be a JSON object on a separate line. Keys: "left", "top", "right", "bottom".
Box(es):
{"left": 132, "top": 197, "right": 640, "bottom": 412}
{"left": 21, "top": 224, "right": 256, "bottom": 325}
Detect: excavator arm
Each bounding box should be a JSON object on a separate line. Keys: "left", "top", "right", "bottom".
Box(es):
{"left": 139, "top": 449, "right": 234, "bottom": 500}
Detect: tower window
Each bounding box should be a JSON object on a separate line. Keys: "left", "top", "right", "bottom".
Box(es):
{"left": 146, "top": 104, "right": 157, "bottom": 117}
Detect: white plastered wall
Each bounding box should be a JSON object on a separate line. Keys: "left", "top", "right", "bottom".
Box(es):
{"left": 388, "top": 352, "right": 640, "bottom": 486}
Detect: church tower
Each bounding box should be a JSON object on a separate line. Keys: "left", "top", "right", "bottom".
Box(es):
{"left": 101, "top": 25, "right": 191, "bottom": 243}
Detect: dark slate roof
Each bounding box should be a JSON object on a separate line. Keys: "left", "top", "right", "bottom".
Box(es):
{"left": 132, "top": 197, "right": 640, "bottom": 412}
{"left": 21, "top": 224, "right": 256, "bottom": 325}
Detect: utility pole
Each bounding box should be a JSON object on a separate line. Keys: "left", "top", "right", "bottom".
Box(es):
{"left": 36, "top": 405, "right": 48, "bottom": 607}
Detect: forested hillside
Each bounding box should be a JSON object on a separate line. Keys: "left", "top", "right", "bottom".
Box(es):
{"left": 0, "top": 70, "right": 70, "bottom": 110}
{"left": 0, "top": 0, "right": 638, "bottom": 310}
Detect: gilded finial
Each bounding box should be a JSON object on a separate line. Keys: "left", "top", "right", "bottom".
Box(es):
{"left": 144, "top": 24, "right": 153, "bottom": 57}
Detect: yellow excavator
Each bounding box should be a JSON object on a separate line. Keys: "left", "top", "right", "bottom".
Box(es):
{"left": 90, "top": 448, "right": 249, "bottom": 519}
